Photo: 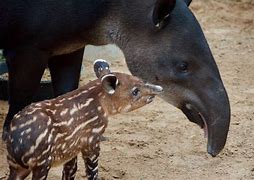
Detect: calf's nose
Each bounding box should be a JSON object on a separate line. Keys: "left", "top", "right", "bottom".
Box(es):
{"left": 145, "top": 83, "right": 163, "bottom": 94}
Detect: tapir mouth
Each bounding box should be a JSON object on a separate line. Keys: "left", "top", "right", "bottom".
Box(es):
{"left": 145, "top": 84, "right": 163, "bottom": 103}
{"left": 181, "top": 103, "right": 208, "bottom": 138}
{"left": 146, "top": 95, "right": 155, "bottom": 103}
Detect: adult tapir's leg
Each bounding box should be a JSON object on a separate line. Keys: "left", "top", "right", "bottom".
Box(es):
{"left": 2, "top": 47, "right": 49, "bottom": 140}
{"left": 48, "top": 48, "right": 84, "bottom": 97}
{"left": 48, "top": 48, "right": 84, "bottom": 180}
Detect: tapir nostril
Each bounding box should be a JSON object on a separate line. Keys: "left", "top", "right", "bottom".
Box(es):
{"left": 208, "top": 145, "right": 219, "bottom": 157}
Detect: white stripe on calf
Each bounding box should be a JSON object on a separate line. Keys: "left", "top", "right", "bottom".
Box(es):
{"left": 64, "top": 116, "right": 98, "bottom": 141}
{"left": 70, "top": 104, "right": 79, "bottom": 115}
{"left": 21, "top": 128, "right": 32, "bottom": 136}
{"left": 60, "top": 108, "right": 69, "bottom": 116}
{"left": 92, "top": 166, "right": 98, "bottom": 172}
{"left": 22, "top": 129, "right": 49, "bottom": 161}
{"left": 78, "top": 98, "right": 94, "bottom": 109}
{"left": 54, "top": 121, "right": 67, "bottom": 127}
{"left": 26, "top": 108, "right": 42, "bottom": 115}
{"left": 88, "top": 86, "right": 96, "bottom": 91}
{"left": 12, "top": 116, "right": 38, "bottom": 131}
{"left": 67, "top": 117, "right": 75, "bottom": 126}
{"left": 59, "top": 98, "right": 66, "bottom": 103}
{"left": 67, "top": 90, "right": 88, "bottom": 100}
{"left": 92, "top": 125, "right": 105, "bottom": 134}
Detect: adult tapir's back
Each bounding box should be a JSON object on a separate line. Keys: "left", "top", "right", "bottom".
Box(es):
{"left": 0, "top": 0, "right": 109, "bottom": 49}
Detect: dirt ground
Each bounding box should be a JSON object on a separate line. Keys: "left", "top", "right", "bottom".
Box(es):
{"left": 0, "top": 0, "right": 254, "bottom": 179}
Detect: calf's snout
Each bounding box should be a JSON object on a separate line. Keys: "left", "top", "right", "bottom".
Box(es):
{"left": 145, "top": 83, "right": 163, "bottom": 94}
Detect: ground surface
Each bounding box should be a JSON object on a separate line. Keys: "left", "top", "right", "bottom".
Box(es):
{"left": 0, "top": 0, "right": 254, "bottom": 179}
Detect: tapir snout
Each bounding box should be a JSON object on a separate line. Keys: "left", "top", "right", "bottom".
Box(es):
{"left": 159, "top": 70, "right": 230, "bottom": 156}
{"left": 179, "top": 77, "right": 230, "bottom": 156}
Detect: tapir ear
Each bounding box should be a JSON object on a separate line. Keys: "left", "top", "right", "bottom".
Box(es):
{"left": 152, "top": 0, "right": 176, "bottom": 28}
{"left": 101, "top": 74, "right": 119, "bottom": 95}
{"left": 93, "top": 59, "right": 111, "bottom": 78}
{"left": 184, "top": 0, "right": 192, "bottom": 7}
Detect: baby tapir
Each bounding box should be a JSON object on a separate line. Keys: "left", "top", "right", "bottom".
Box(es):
{"left": 6, "top": 59, "right": 163, "bottom": 180}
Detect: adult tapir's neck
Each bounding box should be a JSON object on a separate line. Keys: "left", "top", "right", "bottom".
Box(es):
{"left": 82, "top": 0, "right": 135, "bottom": 50}
{"left": 78, "top": 0, "right": 123, "bottom": 46}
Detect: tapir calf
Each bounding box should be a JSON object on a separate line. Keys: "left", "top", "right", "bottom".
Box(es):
{"left": 6, "top": 60, "right": 163, "bottom": 180}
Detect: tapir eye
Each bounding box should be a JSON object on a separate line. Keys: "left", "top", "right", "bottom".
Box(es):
{"left": 177, "top": 62, "right": 189, "bottom": 72}
{"left": 131, "top": 87, "right": 140, "bottom": 97}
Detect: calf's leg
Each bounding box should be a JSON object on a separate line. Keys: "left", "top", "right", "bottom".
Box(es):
{"left": 8, "top": 165, "right": 30, "bottom": 180}
{"left": 48, "top": 48, "right": 84, "bottom": 180}
{"left": 62, "top": 157, "right": 78, "bottom": 180}
{"left": 82, "top": 145, "right": 100, "bottom": 180}
{"left": 32, "top": 165, "right": 50, "bottom": 180}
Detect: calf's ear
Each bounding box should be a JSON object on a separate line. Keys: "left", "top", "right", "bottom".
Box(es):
{"left": 101, "top": 74, "right": 119, "bottom": 95}
{"left": 93, "top": 59, "right": 111, "bottom": 78}
{"left": 152, "top": 0, "right": 176, "bottom": 28}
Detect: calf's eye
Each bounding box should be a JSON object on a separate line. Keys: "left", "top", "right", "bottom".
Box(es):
{"left": 131, "top": 87, "right": 140, "bottom": 97}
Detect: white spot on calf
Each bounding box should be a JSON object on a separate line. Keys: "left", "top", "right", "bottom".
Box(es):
{"left": 70, "top": 104, "right": 78, "bottom": 115}
{"left": 97, "top": 106, "right": 102, "bottom": 111}
{"left": 88, "top": 136, "right": 94, "bottom": 144}
{"left": 60, "top": 108, "right": 69, "bottom": 116}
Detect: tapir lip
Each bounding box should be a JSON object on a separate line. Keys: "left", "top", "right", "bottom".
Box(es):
{"left": 181, "top": 103, "right": 207, "bottom": 130}
{"left": 180, "top": 103, "right": 212, "bottom": 151}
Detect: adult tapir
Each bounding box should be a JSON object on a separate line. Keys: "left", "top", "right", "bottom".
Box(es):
{"left": 0, "top": 0, "right": 230, "bottom": 178}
